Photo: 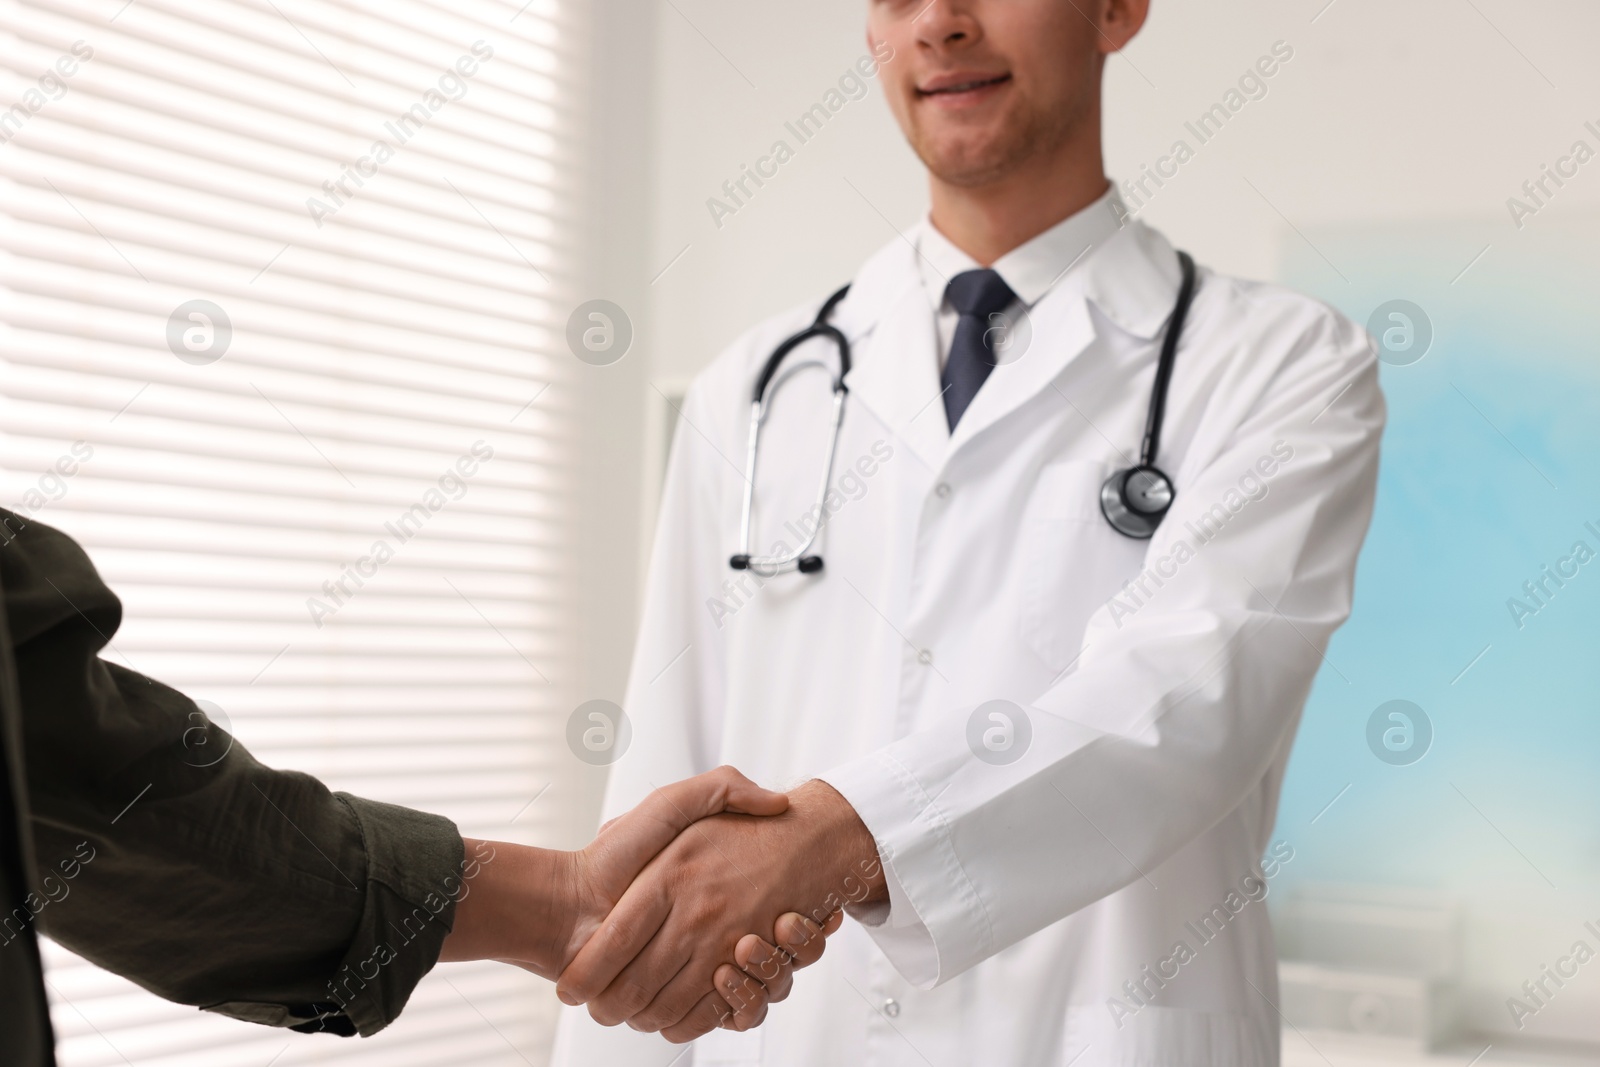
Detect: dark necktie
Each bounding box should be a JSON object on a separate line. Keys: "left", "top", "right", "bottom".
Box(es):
{"left": 941, "top": 268, "right": 1018, "bottom": 431}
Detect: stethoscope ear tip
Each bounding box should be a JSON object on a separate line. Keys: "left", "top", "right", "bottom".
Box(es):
{"left": 726, "top": 553, "right": 823, "bottom": 574}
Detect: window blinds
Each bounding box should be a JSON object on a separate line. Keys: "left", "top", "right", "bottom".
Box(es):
{"left": 0, "top": 0, "right": 584, "bottom": 1063}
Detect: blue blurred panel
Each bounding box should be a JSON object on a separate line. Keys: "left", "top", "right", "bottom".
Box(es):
{"left": 1272, "top": 216, "right": 1600, "bottom": 904}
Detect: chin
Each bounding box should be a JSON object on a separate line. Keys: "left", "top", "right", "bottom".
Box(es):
{"left": 918, "top": 133, "right": 1027, "bottom": 188}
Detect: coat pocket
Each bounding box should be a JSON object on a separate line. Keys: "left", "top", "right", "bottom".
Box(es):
{"left": 1017, "top": 459, "right": 1144, "bottom": 672}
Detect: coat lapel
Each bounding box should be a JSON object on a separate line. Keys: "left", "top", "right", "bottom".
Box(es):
{"left": 828, "top": 217, "right": 1183, "bottom": 476}
{"left": 834, "top": 241, "right": 949, "bottom": 475}
{"left": 946, "top": 281, "right": 1098, "bottom": 456}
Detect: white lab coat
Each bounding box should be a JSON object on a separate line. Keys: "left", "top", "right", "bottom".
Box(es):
{"left": 553, "top": 203, "right": 1384, "bottom": 1067}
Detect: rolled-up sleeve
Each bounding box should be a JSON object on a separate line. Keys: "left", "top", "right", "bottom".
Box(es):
{"left": 1, "top": 512, "right": 464, "bottom": 1037}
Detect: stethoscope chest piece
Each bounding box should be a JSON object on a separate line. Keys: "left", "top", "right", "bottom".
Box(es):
{"left": 1100, "top": 464, "right": 1175, "bottom": 540}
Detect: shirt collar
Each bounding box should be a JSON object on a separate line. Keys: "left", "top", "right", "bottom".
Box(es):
{"left": 913, "top": 183, "right": 1131, "bottom": 312}
{"left": 835, "top": 181, "right": 1184, "bottom": 347}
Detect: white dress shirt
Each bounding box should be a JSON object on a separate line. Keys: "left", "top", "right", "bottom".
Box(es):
{"left": 916, "top": 184, "right": 1124, "bottom": 372}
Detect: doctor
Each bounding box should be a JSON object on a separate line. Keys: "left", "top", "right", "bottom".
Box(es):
{"left": 556, "top": 0, "right": 1384, "bottom": 1064}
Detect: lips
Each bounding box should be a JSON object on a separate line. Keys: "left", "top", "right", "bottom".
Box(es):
{"left": 916, "top": 72, "right": 1012, "bottom": 97}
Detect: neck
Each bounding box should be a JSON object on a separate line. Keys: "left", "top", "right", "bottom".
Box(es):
{"left": 926, "top": 115, "right": 1110, "bottom": 266}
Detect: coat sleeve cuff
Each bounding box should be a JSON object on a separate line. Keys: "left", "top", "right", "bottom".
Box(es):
{"left": 202, "top": 795, "right": 466, "bottom": 1037}
{"left": 815, "top": 751, "right": 991, "bottom": 989}
{"left": 330, "top": 794, "right": 465, "bottom": 1036}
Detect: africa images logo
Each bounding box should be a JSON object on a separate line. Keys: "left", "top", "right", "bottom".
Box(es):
{"left": 1366, "top": 699, "right": 1432, "bottom": 766}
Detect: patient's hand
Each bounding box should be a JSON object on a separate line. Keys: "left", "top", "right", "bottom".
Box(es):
{"left": 439, "top": 766, "right": 789, "bottom": 986}
{"left": 556, "top": 779, "right": 885, "bottom": 1041}
{"left": 440, "top": 768, "right": 857, "bottom": 1036}
{"left": 555, "top": 767, "right": 792, "bottom": 975}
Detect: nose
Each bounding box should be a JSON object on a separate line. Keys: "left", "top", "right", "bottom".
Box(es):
{"left": 914, "top": 0, "right": 983, "bottom": 52}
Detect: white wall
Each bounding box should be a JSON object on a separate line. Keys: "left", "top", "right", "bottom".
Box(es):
{"left": 641, "top": 0, "right": 1600, "bottom": 383}
{"left": 566, "top": 0, "right": 660, "bottom": 836}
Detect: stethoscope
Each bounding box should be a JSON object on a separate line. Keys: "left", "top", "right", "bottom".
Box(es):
{"left": 1098, "top": 248, "right": 1197, "bottom": 539}
{"left": 729, "top": 283, "right": 853, "bottom": 576}
{"left": 728, "top": 249, "right": 1198, "bottom": 574}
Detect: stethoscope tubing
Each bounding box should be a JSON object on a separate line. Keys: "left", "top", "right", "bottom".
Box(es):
{"left": 732, "top": 377, "right": 847, "bottom": 576}
{"left": 730, "top": 287, "right": 853, "bottom": 575}
{"left": 1100, "top": 249, "right": 1197, "bottom": 540}
{"left": 731, "top": 250, "right": 1198, "bottom": 568}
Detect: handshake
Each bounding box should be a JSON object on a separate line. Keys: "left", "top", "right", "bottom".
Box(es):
{"left": 438, "top": 767, "right": 888, "bottom": 1042}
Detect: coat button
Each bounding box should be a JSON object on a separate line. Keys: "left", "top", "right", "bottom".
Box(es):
{"left": 882, "top": 998, "right": 901, "bottom": 1018}
{"left": 934, "top": 482, "right": 952, "bottom": 499}
{"left": 916, "top": 649, "right": 933, "bottom": 665}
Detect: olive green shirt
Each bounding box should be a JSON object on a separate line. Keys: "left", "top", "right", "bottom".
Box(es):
{"left": 0, "top": 511, "right": 465, "bottom": 1066}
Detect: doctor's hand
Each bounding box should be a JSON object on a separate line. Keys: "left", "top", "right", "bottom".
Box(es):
{"left": 555, "top": 779, "right": 887, "bottom": 1041}
{"left": 438, "top": 766, "right": 789, "bottom": 1001}
{"left": 705, "top": 908, "right": 845, "bottom": 1035}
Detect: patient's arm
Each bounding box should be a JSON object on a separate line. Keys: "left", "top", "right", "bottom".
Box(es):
{"left": 438, "top": 766, "right": 789, "bottom": 981}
